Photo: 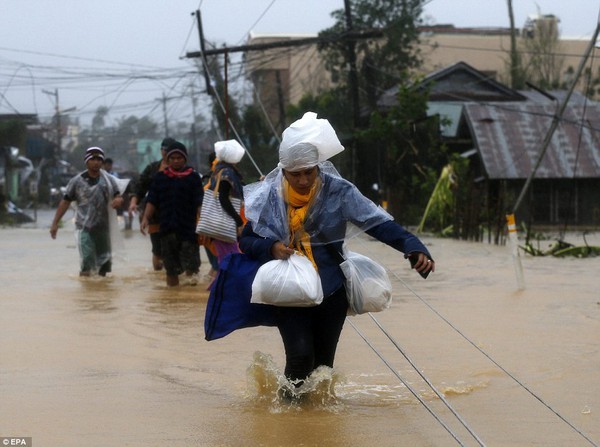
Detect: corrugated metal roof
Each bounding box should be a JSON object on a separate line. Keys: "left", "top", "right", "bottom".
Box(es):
{"left": 464, "top": 102, "right": 600, "bottom": 179}
{"left": 517, "top": 90, "right": 592, "bottom": 105}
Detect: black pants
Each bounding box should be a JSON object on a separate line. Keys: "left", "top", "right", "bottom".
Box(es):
{"left": 277, "top": 286, "right": 348, "bottom": 383}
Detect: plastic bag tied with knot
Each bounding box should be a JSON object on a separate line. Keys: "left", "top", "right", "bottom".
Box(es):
{"left": 251, "top": 253, "right": 324, "bottom": 307}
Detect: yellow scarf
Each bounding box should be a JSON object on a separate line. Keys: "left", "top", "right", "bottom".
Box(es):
{"left": 284, "top": 177, "right": 321, "bottom": 270}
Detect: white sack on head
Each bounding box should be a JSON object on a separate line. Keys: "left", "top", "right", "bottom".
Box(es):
{"left": 278, "top": 111, "right": 344, "bottom": 171}
{"left": 215, "top": 139, "right": 245, "bottom": 164}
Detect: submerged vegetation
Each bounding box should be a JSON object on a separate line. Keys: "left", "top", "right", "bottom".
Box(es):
{"left": 520, "top": 231, "right": 600, "bottom": 258}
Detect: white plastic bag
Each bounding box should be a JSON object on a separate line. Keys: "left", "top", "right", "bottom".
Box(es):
{"left": 340, "top": 251, "right": 392, "bottom": 315}
{"left": 279, "top": 112, "right": 344, "bottom": 167}
{"left": 251, "top": 253, "right": 323, "bottom": 307}
{"left": 214, "top": 139, "right": 245, "bottom": 164}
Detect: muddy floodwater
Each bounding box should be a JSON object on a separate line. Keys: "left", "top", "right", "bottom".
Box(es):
{"left": 1, "top": 209, "right": 599, "bottom": 446}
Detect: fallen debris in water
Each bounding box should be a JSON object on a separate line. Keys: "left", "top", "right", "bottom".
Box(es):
{"left": 521, "top": 239, "right": 600, "bottom": 258}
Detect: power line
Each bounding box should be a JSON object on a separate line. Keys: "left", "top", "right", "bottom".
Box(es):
{"left": 185, "top": 30, "right": 384, "bottom": 58}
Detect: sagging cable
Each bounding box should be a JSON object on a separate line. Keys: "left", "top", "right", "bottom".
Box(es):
{"left": 368, "top": 240, "right": 599, "bottom": 447}
{"left": 392, "top": 272, "right": 598, "bottom": 447}
{"left": 368, "top": 313, "right": 486, "bottom": 447}
{"left": 347, "top": 318, "right": 467, "bottom": 447}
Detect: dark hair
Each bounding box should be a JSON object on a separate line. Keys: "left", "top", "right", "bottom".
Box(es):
{"left": 104, "top": 158, "right": 113, "bottom": 164}
{"left": 161, "top": 137, "right": 176, "bottom": 148}
{"left": 166, "top": 141, "right": 188, "bottom": 160}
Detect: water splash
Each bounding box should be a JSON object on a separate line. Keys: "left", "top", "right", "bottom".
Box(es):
{"left": 245, "top": 351, "right": 344, "bottom": 412}
{"left": 439, "top": 380, "right": 489, "bottom": 396}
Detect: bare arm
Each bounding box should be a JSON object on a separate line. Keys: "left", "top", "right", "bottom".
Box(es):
{"left": 128, "top": 195, "right": 139, "bottom": 215}
{"left": 49, "top": 199, "right": 72, "bottom": 239}
{"left": 140, "top": 201, "right": 156, "bottom": 236}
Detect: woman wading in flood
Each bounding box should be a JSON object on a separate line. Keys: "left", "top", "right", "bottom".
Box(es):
{"left": 240, "top": 112, "right": 435, "bottom": 391}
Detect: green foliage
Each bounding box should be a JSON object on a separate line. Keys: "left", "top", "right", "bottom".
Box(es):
{"left": 74, "top": 110, "right": 161, "bottom": 171}
{"left": 289, "top": 76, "right": 443, "bottom": 220}
{"left": 301, "top": 0, "right": 435, "bottom": 221}
{"left": 236, "top": 105, "right": 279, "bottom": 180}
{"left": 583, "top": 66, "right": 600, "bottom": 99}
{"left": 91, "top": 106, "right": 109, "bottom": 133}
{"left": 318, "top": 0, "right": 424, "bottom": 105}
{"left": 355, "top": 76, "right": 446, "bottom": 222}
{"left": 287, "top": 89, "right": 356, "bottom": 177}
{"left": 512, "top": 14, "right": 565, "bottom": 91}
{"left": 287, "top": 88, "right": 353, "bottom": 133}
{"left": 417, "top": 154, "right": 468, "bottom": 234}
{"left": 0, "top": 120, "right": 27, "bottom": 149}
{"left": 203, "top": 55, "right": 243, "bottom": 140}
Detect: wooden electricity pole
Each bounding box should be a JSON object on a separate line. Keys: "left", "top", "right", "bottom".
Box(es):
{"left": 344, "top": 0, "right": 360, "bottom": 181}
{"left": 186, "top": 6, "right": 380, "bottom": 181}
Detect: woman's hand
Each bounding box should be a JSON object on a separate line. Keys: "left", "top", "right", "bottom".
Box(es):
{"left": 409, "top": 252, "right": 435, "bottom": 275}
{"left": 271, "top": 241, "right": 295, "bottom": 260}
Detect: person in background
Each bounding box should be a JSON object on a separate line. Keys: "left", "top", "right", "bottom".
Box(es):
{"left": 207, "top": 139, "right": 246, "bottom": 265}
{"left": 50, "top": 147, "right": 124, "bottom": 277}
{"left": 141, "top": 141, "right": 203, "bottom": 287}
{"left": 103, "top": 158, "right": 119, "bottom": 177}
{"left": 199, "top": 152, "right": 220, "bottom": 280}
{"left": 240, "top": 112, "right": 435, "bottom": 389}
{"left": 103, "top": 157, "right": 128, "bottom": 220}
{"left": 128, "top": 137, "right": 175, "bottom": 270}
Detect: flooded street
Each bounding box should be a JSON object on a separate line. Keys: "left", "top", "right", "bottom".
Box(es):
{"left": 1, "top": 209, "right": 599, "bottom": 446}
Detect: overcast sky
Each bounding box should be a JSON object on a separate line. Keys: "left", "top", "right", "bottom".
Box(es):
{"left": 1, "top": 0, "right": 598, "bottom": 131}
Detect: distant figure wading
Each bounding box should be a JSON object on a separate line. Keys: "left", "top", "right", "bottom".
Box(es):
{"left": 50, "top": 147, "right": 124, "bottom": 277}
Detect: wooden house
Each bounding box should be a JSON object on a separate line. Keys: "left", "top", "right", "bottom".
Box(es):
{"left": 379, "top": 62, "right": 600, "bottom": 239}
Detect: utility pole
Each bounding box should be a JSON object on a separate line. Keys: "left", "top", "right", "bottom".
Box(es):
{"left": 344, "top": 0, "right": 360, "bottom": 182}
{"left": 507, "top": 0, "right": 522, "bottom": 89}
{"left": 224, "top": 49, "right": 229, "bottom": 139}
{"left": 512, "top": 20, "right": 600, "bottom": 215}
{"left": 190, "top": 82, "right": 199, "bottom": 169}
{"left": 42, "top": 88, "right": 75, "bottom": 161}
{"left": 160, "top": 92, "right": 170, "bottom": 137}
{"left": 275, "top": 71, "right": 286, "bottom": 132}
{"left": 42, "top": 88, "right": 61, "bottom": 160}
{"left": 506, "top": 19, "right": 600, "bottom": 291}
{"left": 193, "top": 10, "right": 213, "bottom": 95}
{"left": 344, "top": 0, "right": 360, "bottom": 130}
{"left": 185, "top": 9, "right": 383, "bottom": 179}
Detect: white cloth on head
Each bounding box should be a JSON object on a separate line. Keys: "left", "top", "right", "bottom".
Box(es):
{"left": 278, "top": 112, "right": 344, "bottom": 171}
{"left": 214, "top": 139, "right": 245, "bottom": 164}
{"left": 244, "top": 112, "right": 389, "bottom": 245}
